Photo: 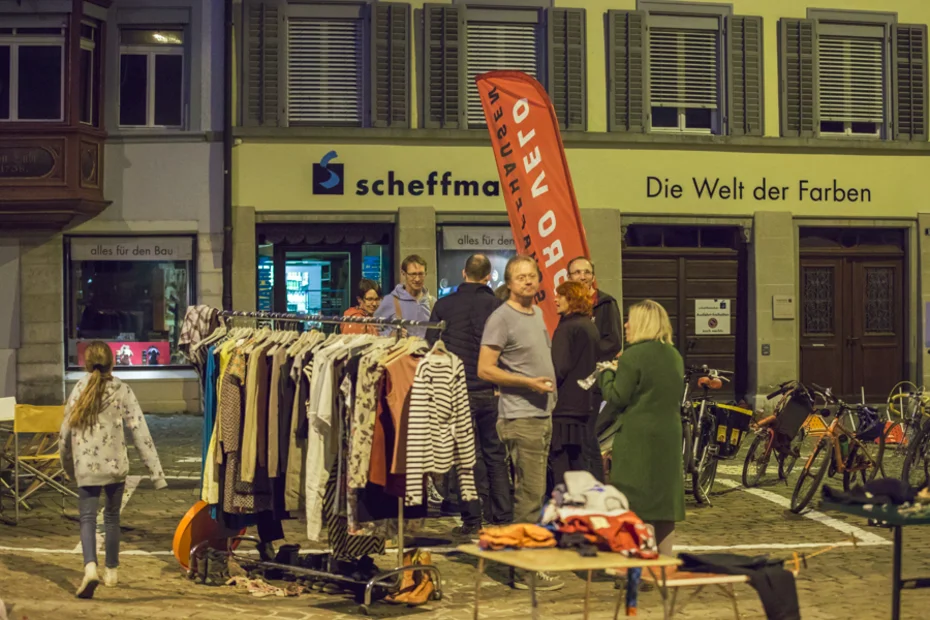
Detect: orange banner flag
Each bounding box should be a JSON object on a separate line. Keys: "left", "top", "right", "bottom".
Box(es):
{"left": 476, "top": 71, "right": 590, "bottom": 334}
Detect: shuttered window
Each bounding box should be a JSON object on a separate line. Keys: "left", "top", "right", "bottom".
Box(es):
{"left": 818, "top": 35, "right": 884, "bottom": 135}
{"left": 779, "top": 13, "right": 927, "bottom": 141}
{"left": 608, "top": 7, "right": 762, "bottom": 136}
{"left": 287, "top": 18, "right": 362, "bottom": 125}
{"left": 465, "top": 22, "right": 539, "bottom": 126}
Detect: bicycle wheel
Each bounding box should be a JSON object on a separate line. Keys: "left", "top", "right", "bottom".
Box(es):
{"left": 842, "top": 432, "right": 885, "bottom": 491}
{"left": 790, "top": 437, "right": 831, "bottom": 514}
{"left": 682, "top": 417, "right": 695, "bottom": 475}
{"left": 902, "top": 423, "right": 930, "bottom": 488}
{"left": 742, "top": 434, "right": 770, "bottom": 488}
{"left": 692, "top": 440, "right": 718, "bottom": 504}
{"left": 779, "top": 428, "right": 807, "bottom": 480}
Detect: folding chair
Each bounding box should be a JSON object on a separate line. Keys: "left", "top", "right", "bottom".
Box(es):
{"left": 1, "top": 401, "right": 78, "bottom": 524}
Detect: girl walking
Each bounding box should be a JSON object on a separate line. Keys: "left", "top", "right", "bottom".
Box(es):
{"left": 60, "top": 341, "right": 167, "bottom": 599}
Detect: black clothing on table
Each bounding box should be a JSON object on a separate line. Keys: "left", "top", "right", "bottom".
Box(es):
{"left": 678, "top": 552, "right": 800, "bottom": 620}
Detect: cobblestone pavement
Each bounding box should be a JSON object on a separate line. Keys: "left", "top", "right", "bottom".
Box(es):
{"left": 1, "top": 416, "right": 929, "bottom": 619}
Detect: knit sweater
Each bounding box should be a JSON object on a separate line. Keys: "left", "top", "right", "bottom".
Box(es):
{"left": 60, "top": 375, "right": 167, "bottom": 488}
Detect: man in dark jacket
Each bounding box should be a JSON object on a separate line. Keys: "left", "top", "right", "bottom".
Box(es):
{"left": 568, "top": 257, "right": 623, "bottom": 480}
{"left": 428, "top": 254, "right": 511, "bottom": 533}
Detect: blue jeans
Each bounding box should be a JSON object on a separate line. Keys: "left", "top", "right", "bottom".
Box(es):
{"left": 78, "top": 482, "right": 125, "bottom": 568}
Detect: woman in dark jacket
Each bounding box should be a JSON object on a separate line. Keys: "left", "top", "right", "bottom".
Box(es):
{"left": 549, "top": 281, "right": 601, "bottom": 489}
{"left": 598, "top": 299, "right": 684, "bottom": 558}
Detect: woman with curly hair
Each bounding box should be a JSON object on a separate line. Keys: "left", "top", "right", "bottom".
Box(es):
{"left": 61, "top": 341, "right": 167, "bottom": 599}
{"left": 548, "top": 280, "right": 601, "bottom": 488}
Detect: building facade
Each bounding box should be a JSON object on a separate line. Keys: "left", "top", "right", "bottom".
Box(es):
{"left": 0, "top": 0, "right": 224, "bottom": 412}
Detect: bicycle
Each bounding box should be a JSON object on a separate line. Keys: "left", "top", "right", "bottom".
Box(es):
{"left": 742, "top": 380, "right": 813, "bottom": 488}
{"left": 789, "top": 384, "right": 886, "bottom": 514}
{"left": 884, "top": 383, "right": 930, "bottom": 483}
{"left": 684, "top": 365, "right": 746, "bottom": 505}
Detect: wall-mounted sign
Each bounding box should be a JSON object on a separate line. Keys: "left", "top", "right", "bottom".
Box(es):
{"left": 772, "top": 295, "right": 795, "bottom": 320}
{"left": 646, "top": 176, "right": 872, "bottom": 204}
{"left": 0, "top": 146, "right": 56, "bottom": 178}
{"left": 695, "top": 299, "right": 731, "bottom": 335}
{"left": 441, "top": 226, "right": 515, "bottom": 251}
{"left": 71, "top": 237, "right": 194, "bottom": 261}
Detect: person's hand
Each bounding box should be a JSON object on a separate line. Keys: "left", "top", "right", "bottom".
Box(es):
{"left": 603, "top": 360, "right": 619, "bottom": 372}
{"left": 526, "top": 377, "right": 555, "bottom": 394}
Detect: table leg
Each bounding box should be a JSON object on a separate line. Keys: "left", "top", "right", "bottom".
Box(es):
{"left": 474, "top": 558, "right": 485, "bottom": 620}
{"left": 892, "top": 526, "right": 902, "bottom": 620}
{"left": 584, "top": 570, "right": 592, "bottom": 619}
{"left": 530, "top": 570, "right": 539, "bottom": 620}
{"left": 661, "top": 567, "right": 670, "bottom": 620}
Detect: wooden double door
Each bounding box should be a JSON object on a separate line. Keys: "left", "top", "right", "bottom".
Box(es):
{"left": 799, "top": 256, "right": 905, "bottom": 403}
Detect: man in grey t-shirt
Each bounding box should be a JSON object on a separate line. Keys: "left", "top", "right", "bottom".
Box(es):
{"left": 478, "top": 254, "right": 562, "bottom": 592}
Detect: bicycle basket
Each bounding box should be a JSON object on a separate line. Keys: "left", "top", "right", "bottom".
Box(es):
{"left": 773, "top": 390, "right": 813, "bottom": 440}
{"left": 711, "top": 403, "right": 753, "bottom": 459}
{"left": 855, "top": 406, "right": 884, "bottom": 442}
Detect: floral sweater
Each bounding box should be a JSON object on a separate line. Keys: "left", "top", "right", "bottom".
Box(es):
{"left": 60, "top": 376, "right": 167, "bottom": 489}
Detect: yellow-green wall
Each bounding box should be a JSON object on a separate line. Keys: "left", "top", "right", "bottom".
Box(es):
{"left": 234, "top": 142, "right": 927, "bottom": 217}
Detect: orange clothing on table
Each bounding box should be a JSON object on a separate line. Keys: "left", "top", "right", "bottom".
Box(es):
{"left": 341, "top": 307, "right": 379, "bottom": 335}
{"left": 478, "top": 523, "right": 556, "bottom": 550}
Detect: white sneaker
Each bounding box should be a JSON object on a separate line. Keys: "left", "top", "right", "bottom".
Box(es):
{"left": 76, "top": 562, "right": 100, "bottom": 599}
{"left": 103, "top": 567, "right": 119, "bottom": 587}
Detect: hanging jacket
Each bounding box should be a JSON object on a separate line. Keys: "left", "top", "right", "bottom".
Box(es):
{"left": 551, "top": 313, "right": 599, "bottom": 418}
{"left": 373, "top": 284, "right": 435, "bottom": 338}
{"left": 427, "top": 282, "right": 501, "bottom": 393}
{"left": 592, "top": 290, "right": 623, "bottom": 362}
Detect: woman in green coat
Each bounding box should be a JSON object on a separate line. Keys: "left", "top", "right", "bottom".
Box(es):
{"left": 598, "top": 299, "right": 685, "bottom": 557}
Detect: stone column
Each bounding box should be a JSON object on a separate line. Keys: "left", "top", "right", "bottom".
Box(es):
{"left": 0, "top": 238, "right": 20, "bottom": 398}
{"left": 918, "top": 214, "right": 930, "bottom": 387}
{"left": 396, "top": 207, "right": 438, "bottom": 296}
{"left": 583, "top": 209, "right": 623, "bottom": 307}
{"left": 232, "top": 205, "right": 257, "bottom": 311}
{"left": 17, "top": 234, "right": 65, "bottom": 405}
{"left": 751, "top": 211, "right": 798, "bottom": 410}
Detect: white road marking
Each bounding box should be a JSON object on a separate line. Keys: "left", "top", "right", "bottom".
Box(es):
{"left": 176, "top": 457, "right": 203, "bottom": 464}
{"left": 715, "top": 478, "right": 890, "bottom": 546}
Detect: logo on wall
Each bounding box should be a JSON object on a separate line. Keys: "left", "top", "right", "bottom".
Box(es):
{"left": 312, "top": 150, "right": 344, "bottom": 195}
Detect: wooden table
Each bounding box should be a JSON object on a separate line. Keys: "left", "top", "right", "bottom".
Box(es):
{"left": 822, "top": 501, "right": 930, "bottom": 620}
{"left": 457, "top": 544, "right": 681, "bottom": 620}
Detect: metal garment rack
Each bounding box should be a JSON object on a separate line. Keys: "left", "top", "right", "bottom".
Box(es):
{"left": 194, "top": 308, "right": 447, "bottom": 614}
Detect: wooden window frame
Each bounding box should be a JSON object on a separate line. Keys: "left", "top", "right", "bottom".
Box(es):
{"left": 118, "top": 30, "right": 187, "bottom": 129}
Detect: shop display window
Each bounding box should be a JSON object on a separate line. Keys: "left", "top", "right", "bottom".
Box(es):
{"left": 436, "top": 226, "right": 515, "bottom": 298}
{"left": 65, "top": 236, "right": 194, "bottom": 368}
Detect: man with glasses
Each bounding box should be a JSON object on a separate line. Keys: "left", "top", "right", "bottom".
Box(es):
{"left": 478, "top": 254, "right": 563, "bottom": 592}
{"left": 567, "top": 256, "right": 623, "bottom": 480}
{"left": 374, "top": 254, "right": 435, "bottom": 338}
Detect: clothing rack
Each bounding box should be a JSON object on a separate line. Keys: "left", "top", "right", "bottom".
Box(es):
{"left": 197, "top": 308, "right": 446, "bottom": 614}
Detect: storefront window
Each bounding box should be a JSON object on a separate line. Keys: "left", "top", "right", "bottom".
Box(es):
{"left": 436, "top": 225, "right": 515, "bottom": 298}
{"left": 66, "top": 236, "right": 194, "bottom": 368}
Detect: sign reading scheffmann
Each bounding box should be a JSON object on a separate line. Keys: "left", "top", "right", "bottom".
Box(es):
{"left": 70, "top": 237, "right": 194, "bottom": 261}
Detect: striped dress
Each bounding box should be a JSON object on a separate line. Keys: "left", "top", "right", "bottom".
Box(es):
{"left": 404, "top": 353, "right": 478, "bottom": 507}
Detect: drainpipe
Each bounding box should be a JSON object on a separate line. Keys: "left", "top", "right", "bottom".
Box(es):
{"left": 221, "top": 0, "right": 234, "bottom": 310}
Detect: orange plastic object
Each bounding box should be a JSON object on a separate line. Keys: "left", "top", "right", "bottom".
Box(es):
{"left": 172, "top": 500, "right": 246, "bottom": 570}
{"left": 697, "top": 376, "right": 723, "bottom": 390}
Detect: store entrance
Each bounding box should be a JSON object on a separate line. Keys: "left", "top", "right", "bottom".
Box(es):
{"left": 257, "top": 223, "right": 394, "bottom": 316}
{"left": 622, "top": 225, "right": 748, "bottom": 400}
{"left": 799, "top": 228, "right": 906, "bottom": 403}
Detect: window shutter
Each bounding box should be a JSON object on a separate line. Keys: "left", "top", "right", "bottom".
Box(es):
{"left": 245, "top": 0, "right": 280, "bottom": 126}
{"left": 370, "top": 2, "right": 410, "bottom": 128}
{"left": 287, "top": 16, "right": 363, "bottom": 125}
{"left": 818, "top": 36, "right": 884, "bottom": 125}
{"left": 607, "top": 10, "right": 646, "bottom": 133}
{"left": 649, "top": 28, "right": 718, "bottom": 110}
{"left": 728, "top": 15, "right": 763, "bottom": 136}
{"left": 423, "top": 4, "right": 464, "bottom": 129}
{"left": 778, "top": 18, "right": 817, "bottom": 137}
{"left": 893, "top": 24, "right": 928, "bottom": 141}
{"left": 466, "top": 22, "right": 540, "bottom": 127}
{"left": 547, "top": 8, "right": 586, "bottom": 131}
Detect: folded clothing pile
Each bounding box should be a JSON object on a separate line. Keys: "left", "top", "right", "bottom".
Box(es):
{"left": 542, "top": 471, "right": 658, "bottom": 559}
{"left": 478, "top": 523, "right": 556, "bottom": 550}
